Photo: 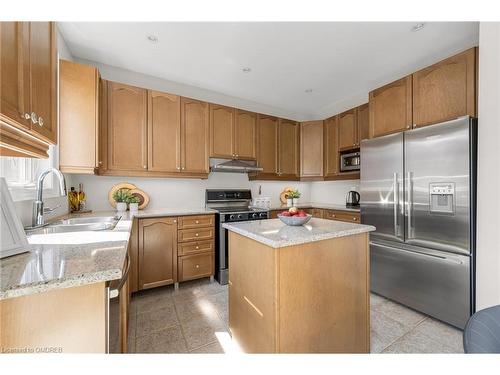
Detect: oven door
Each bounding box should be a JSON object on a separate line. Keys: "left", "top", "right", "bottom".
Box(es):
{"left": 341, "top": 152, "right": 361, "bottom": 171}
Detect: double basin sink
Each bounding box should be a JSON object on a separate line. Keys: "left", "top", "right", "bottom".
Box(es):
{"left": 27, "top": 216, "right": 121, "bottom": 235}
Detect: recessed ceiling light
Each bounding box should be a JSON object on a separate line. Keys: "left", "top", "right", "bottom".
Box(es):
{"left": 147, "top": 35, "right": 158, "bottom": 43}
{"left": 305, "top": 89, "right": 313, "bottom": 93}
{"left": 411, "top": 23, "right": 425, "bottom": 32}
{"left": 242, "top": 67, "right": 251, "bottom": 73}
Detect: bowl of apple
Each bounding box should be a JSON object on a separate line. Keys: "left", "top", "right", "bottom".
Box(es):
{"left": 277, "top": 207, "right": 312, "bottom": 226}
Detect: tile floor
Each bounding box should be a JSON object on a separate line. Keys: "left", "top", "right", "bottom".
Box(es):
{"left": 127, "top": 278, "right": 464, "bottom": 354}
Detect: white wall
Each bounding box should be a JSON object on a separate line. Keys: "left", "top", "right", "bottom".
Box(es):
{"left": 68, "top": 173, "right": 313, "bottom": 211}
{"left": 475, "top": 22, "right": 500, "bottom": 310}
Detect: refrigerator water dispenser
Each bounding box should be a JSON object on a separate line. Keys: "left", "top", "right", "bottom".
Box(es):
{"left": 429, "top": 183, "right": 455, "bottom": 214}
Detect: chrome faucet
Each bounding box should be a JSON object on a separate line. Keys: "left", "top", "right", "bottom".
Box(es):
{"left": 32, "top": 168, "right": 67, "bottom": 227}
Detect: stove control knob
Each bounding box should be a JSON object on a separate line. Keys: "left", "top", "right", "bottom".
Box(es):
{"left": 252, "top": 213, "right": 258, "bottom": 219}
{"left": 260, "top": 212, "right": 267, "bottom": 218}
{"left": 237, "top": 214, "right": 243, "bottom": 219}
{"left": 229, "top": 215, "right": 235, "bottom": 220}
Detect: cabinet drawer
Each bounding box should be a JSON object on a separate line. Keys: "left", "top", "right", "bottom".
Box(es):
{"left": 178, "top": 240, "right": 214, "bottom": 256}
{"left": 324, "top": 210, "right": 360, "bottom": 223}
{"left": 178, "top": 227, "right": 214, "bottom": 243}
{"left": 177, "top": 215, "right": 214, "bottom": 229}
{"left": 178, "top": 253, "right": 214, "bottom": 282}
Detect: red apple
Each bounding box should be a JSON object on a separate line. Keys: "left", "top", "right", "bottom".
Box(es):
{"left": 297, "top": 212, "right": 307, "bottom": 217}
{"left": 281, "top": 211, "right": 291, "bottom": 217}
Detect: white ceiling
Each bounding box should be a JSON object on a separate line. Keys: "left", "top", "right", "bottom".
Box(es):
{"left": 59, "top": 22, "right": 479, "bottom": 120}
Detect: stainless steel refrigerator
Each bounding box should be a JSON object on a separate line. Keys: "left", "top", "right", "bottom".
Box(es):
{"left": 360, "top": 116, "right": 477, "bottom": 329}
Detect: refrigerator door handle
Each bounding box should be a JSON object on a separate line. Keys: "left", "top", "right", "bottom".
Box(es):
{"left": 393, "top": 172, "right": 399, "bottom": 236}
{"left": 406, "top": 171, "right": 413, "bottom": 238}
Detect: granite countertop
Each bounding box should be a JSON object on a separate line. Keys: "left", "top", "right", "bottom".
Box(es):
{"left": 268, "top": 202, "right": 360, "bottom": 213}
{"left": 0, "top": 207, "right": 215, "bottom": 301}
{"left": 223, "top": 218, "right": 375, "bottom": 248}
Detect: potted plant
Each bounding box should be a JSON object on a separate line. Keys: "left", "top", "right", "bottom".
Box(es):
{"left": 288, "top": 189, "right": 301, "bottom": 206}
{"left": 286, "top": 192, "right": 293, "bottom": 207}
{"left": 127, "top": 194, "right": 140, "bottom": 212}
{"left": 113, "top": 189, "right": 130, "bottom": 212}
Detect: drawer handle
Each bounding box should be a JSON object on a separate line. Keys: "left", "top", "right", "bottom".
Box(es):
{"left": 195, "top": 246, "right": 199, "bottom": 249}
{"left": 195, "top": 233, "right": 199, "bottom": 237}
{"left": 195, "top": 220, "right": 199, "bottom": 224}
{"left": 195, "top": 264, "right": 200, "bottom": 269}
{"left": 353, "top": 217, "right": 358, "bottom": 221}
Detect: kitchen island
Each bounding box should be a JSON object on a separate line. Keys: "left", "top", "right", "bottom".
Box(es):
{"left": 223, "top": 218, "right": 375, "bottom": 353}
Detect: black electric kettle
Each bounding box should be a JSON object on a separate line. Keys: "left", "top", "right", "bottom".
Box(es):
{"left": 346, "top": 190, "right": 360, "bottom": 207}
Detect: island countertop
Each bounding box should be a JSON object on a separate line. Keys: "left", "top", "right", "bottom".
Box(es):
{"left": 223, "top": 218, "right": 375, "bottom": 248}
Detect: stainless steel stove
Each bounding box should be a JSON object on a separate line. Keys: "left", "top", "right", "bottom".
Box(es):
{"left": 206, "top": 189, "right": 269, "bottom": 284}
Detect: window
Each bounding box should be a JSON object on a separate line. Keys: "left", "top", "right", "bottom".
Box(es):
{"left": 0, "top": 146, "right": 58, "bottom": 201}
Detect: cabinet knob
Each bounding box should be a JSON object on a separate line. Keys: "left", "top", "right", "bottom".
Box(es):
{"left": 332, "top": 214, "right": 336, "bottom": 218}
{"left": 182, "top": 167, "right": 185, "bottom": 170}
{"left": 195, "top": 264, "right": 200, "bottom": 269}
{"left": 30, "top": 112, "right": 38, "bottom": 125}
{"left": 177, "top": 167, "right": 180, "bottom": 170}
{"left": 195, "top": 233, "right": 199, "bottom": 237}
{"left": 143, "top": 165, "right": 147, "bottom": 169}
{"left": 38, "top": 116, "right": 44, "bottom": 126}
{"left": 196, "top": 246, "right": 199, "bottom": 250}
{"left": 173, "top": 220, "right": 177, "bottom": 223}
{"left": 195, "top": 220, "right": 199, "bottom": 224}
{"left": 23, "top": 113, "right": 31, "bottom": 120}
{"left": 235, "top": 154, "right": 239, "bottom": 158}
{"left": 98, "top": 161, "right": 103, "bottom": 165}
{"left": 353, "top": 217, "right": 357, "bottom": 221}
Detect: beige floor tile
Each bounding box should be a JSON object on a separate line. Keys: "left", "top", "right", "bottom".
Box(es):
{"left": 189, "top": 341, "right": 225, "bottom": 354}
{"left": 174, "top": 295, "right": 221, "bottom": 324}
{"left": 412, "top": 318, "right": 464, "bottom": 353}
{"left": 370, "top": 309, "right": 413, "bottom": 353}
{"left": 382, "top": 329, "right": 457, "bottom": 353}
{"left": 136, "top": 303, "right": 179, "bottom": 338}
{"left": 135, "top": 325, "right": 187, "bottom": 353}
{"left": 372, "top": 299, "right": 427, "bottom": 329}
{"left": 370, "top": 293, "right": 386, "bottom": 308}
{"left": 134, "top": 288, "right": 174, "bottom": 314}
{"left": 181, "top": 316, "right": 228, "bottom": 350}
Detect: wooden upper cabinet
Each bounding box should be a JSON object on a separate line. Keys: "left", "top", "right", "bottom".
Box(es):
{"left": 356, "top": 103, "right": 369, "bottom": 143}
{"left": 324, "top": 115, "right": 339, "bottom": 177}
{"left": 0, "top": 22, "right": 30, "bottom": 130}
{"left": 148, "top": 90, "right": 181, "bottom": 173}
{"left": 338, "top": 108, "right": 357, "bottom": 151}
{"left": 107, "top": 82, "right": 147, "bottom": 171}
{"left": 0, "top": 22, "right": 57, "bottom": 156}
{"left": 181, "top": 97, "right": 209, "bottom": 174}
{"left": 29, "top": 22, "right": 57, "bottom": 144}
{"left": 235, "top": 110, "right": 257, "bottom": 160}
{"left": 369, "top": 76, "right": 412, "bottom": 138}
{"left": 138, "top": 217, "right": 178, "bottom": 290}
{"left": 257, "top": 115, "right": 278, "bottom": 175}
{"left": 59, "top": 60, "right": 100, "bottom": 174}
{"left": 209, "top": 104, "right": 235, "bottom": 158}
{"left": 413, "top": 47, "right": 477, "bottom": 128}
{"left": 278, "top": 119, "right": 300, "bottom": 178}
{"left": 300, "top": 121, "right": 323, "bottom": 178}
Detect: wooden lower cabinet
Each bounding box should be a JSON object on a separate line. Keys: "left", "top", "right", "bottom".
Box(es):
{"left": 323, "top": 209, "right": 360, "bottom": 223}
{"left": 134, "top": 215, "right": 215, "bottom": 292}
{"left": 229, "top": 231, "right": 370, "bottom": 353}
{"left": 176, "top": 214, "right": 215, "bottom": 284}
{"left": 178, "top": 252, "right": 214, "bottom": 282}
{"left": 138, "top": 217, "right": 178, "bottom": 290}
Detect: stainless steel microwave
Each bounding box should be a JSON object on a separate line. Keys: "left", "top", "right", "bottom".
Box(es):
{"left": 340, "top": 151, "right": 360, "bottom": 172}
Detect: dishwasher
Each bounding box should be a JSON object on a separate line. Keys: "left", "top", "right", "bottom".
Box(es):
{"left": 108, "top": 252, "right": 131, "bottom": 353}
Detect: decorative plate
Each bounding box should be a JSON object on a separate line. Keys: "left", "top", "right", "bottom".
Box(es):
{"left": 108, "top": 183, "right": 137, "bottom": 208}
{"left": 279, "top": 187, "right": 295, "bottom": 204}
{"left": 128, "top": 189, "right": 150, "bottom": 210}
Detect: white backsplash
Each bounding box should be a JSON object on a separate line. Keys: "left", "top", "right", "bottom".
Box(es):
{"left": 67, "top": 173, "right": 313, "bottom": 211}
{"left": 67, "top": 173, "right": 360, "bottom": 211}
{"left": 309, "top": 180, "right": 360, "bottom": 205}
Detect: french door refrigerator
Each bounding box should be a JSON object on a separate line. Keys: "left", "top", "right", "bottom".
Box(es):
{"left": 360, "top": 116, "right": 477, "bottom": 329}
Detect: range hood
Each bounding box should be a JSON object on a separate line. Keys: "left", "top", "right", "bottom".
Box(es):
{"left": 210, "top": 158, "right": 263, "bottom": 173}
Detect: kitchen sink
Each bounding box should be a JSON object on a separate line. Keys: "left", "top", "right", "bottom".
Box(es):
{"left": 26, "top": 216, "right": 121, "bottom": 235}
